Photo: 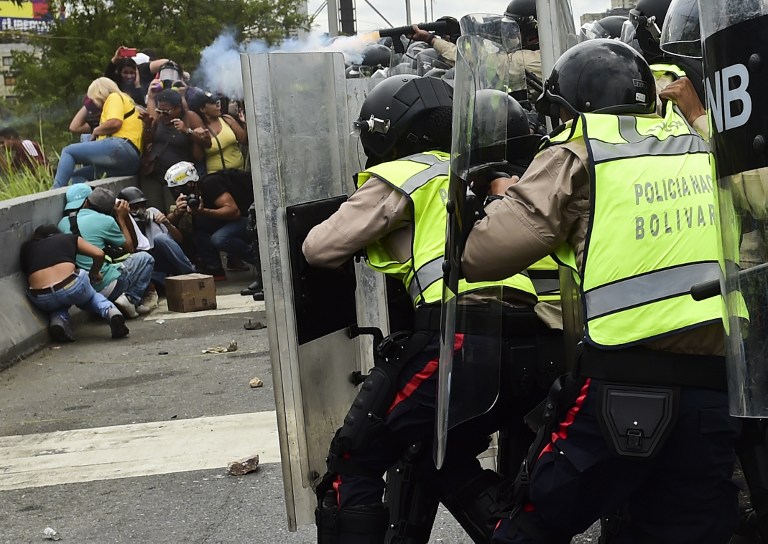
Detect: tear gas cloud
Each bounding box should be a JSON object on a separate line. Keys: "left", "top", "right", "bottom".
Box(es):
{"left": 194, "top": 29, "right": 382, "bottom": 100}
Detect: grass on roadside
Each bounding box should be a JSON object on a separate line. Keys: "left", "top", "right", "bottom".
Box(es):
{"left": 0, "top": 163, "right": 54, "bottom": 200}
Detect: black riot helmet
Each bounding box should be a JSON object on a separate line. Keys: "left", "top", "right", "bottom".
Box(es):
{"left": 580, "top": 15, "right": 628, "bottom": 41}
{"left": 660, "top": 0, "right": 701, "bottom": 59}
{"left": 472, "top": 89, "right": 529, "bottom": 148}
{"left": 436, "top": 15, "right": 461, "bottom": 43}
{"left": 504, "top": 0, "right": 538, "bottom": 46}
{"left": 536, "top": 39, "right": 656, "bottom": 118}
{"left": 361, "top": 44, "right": 392, "bottom": 68}
{"left": 621, "top": 0, "right": 671, "bottom": 61}
{"left": 117, "top": 186, "right": 148, "bottom": 207}
{"left": 355, "top": 75, "right": 453, "bottom": 165}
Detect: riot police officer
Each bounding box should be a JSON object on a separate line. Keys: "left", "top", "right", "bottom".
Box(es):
{"left": 622, "top": 0, "right": 706, "bottom": 115}
{"left": 462, "top": 39, "right": 741, "bottom": 543}
{"left": 305, "top": 74, "right": 562, "bottom": 543}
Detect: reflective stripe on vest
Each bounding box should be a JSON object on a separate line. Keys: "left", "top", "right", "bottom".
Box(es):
{"left": 527, "top": 256, "right": 561, "bottom": 303}
{"left": 650, "top": 63, "right": 687, "bottom": 80}
{"left": 357, "top": 151, "right": 538, "bottom": 306}
{"left": 552, "top": 108, "right": 724, "bottom": 347}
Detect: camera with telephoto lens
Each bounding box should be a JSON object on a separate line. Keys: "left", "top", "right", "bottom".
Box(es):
{"left": 185, "top": 194, "right": 200, "bottom": 210}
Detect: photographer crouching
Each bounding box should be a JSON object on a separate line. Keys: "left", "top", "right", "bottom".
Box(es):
{"left": 164, "top": 162, "right": 260, "bottom": 284}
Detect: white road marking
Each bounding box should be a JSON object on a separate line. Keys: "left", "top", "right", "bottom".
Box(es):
{"left": 147, "top": 292, "right": 265, "bottom": 320}
{"left": 0, "top": 412, "right": 279, "bottom": 491}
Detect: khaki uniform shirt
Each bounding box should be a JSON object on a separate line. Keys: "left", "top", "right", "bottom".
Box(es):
{"left": 302, "top": 174, "right": 558, "bottom": 324}
{"left": 462, "top": 136, "right": 725, "bottom": 355}
{"left": 432, "top": 38, "right": 457, "bottom": 65}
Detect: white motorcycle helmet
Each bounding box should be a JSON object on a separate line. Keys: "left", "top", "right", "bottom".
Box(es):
{"left": 164, "top": 161, "right": 199, "bottom": 188}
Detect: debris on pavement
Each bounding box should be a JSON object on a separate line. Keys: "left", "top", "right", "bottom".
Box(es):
{"left": 201, "top": 340, "right": 238, "bottom": 354}
{"left": 249, "top": 377, "right": 264, "bottom": 388}
{"left": 43, "top": 527, "right": 61, "bottom": 541}
{"left": 244, "top": 319, "right": 266, "bottom": 330}
{"left": 227, "top": 454, "right": 260, "bottom": 476}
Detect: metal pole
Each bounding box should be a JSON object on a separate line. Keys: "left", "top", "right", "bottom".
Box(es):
{"left": 405, "top": 0, "right": 412, "bottom": 25}
{"left": 327, "top": 0, "right": 339, "bottom": 36}
{"left": 423, "top": 0, "right": 427, "bottom": 22}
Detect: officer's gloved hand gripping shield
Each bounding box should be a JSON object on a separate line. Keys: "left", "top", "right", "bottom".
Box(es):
{"left": 699, "top": 0, "right": 768, "bottom": 416}
{"left": 436, "top": 13, "right": 522, "bottom": 468}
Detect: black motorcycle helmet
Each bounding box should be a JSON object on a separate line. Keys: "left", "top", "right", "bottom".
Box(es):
{"left": 356, "top": 75, "right": 453, "bottom": 164}
{"left": 504, "top": 0, "right": 538, "bottom": 46}
{"left": 117, "top": 186, "right": 148, "bottom": 207}
{"left": 536, "top": 39, "right": 656, "bottom": 118}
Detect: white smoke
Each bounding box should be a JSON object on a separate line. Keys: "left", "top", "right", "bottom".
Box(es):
{"left": 194, "top": 29, "right": 381, "bottom": 100}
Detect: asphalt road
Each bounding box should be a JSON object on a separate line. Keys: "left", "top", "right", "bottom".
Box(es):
{"left": 0, "top": 272, "right": 599, "bottom": 543}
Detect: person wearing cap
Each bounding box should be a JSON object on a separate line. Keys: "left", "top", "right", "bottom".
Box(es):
{"left": 117, "top": 185, "right": 195, "bottom": 288}
{"left": 52, "top": 77, "right": 143, "bottom": 189}
{"left": 141, "top": 88, "right": 207, "bottom": 213}
{"left": 187, "top": 90, "right": 247, "bottom": 174}
{"left": 164, "top": 162, "right": 259, "bottom": 282}
{"left": 57, "top": 185, "right": 155, "bottom": 319}
{"left": 20, "top": 224, "right": 129, "bottom": 342}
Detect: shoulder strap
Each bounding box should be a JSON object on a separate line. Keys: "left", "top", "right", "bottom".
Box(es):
{"left": 67, "top": 211, "right": 80, "bottom": 237}
{"left": 119, "top": 93, "right": 136, "bottom": 119}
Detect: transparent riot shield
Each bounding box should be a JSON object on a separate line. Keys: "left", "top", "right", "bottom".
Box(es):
{"left": 241, "top": 52, "right": 389, "bottom": 529}
{"left": 436, "top": 15, "right": 521, "bottom": 468}
{"left": 699, "top": 1, "right": 768, "bottom": 416}
{"left": 536, "top": 0, "right": 577, "bottom": 78}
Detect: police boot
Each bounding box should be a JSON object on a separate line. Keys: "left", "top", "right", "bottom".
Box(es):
{"left": 316, "top": 490, "right": 388, "bottom": 544}
{"left": 441, "top": 469, "right": 509, "bottom": 543}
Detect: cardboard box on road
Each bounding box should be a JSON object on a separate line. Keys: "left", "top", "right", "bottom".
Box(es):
{"left": 165, "top": 273, "right": 217, "bottom": 313}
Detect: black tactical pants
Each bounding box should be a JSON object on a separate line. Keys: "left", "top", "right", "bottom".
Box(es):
{"left": 333, "top": 332, "right": 528, "bottom": 509}
{"left": 493, "top": 378, "right": 742, "bottom": 544}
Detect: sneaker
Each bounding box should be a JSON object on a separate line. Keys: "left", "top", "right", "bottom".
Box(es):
{"left": 136, "top": 304, "right": 153, "bottom": 316}
{"left": 140, "top": 289, "right": 159, "bottom": 310}
{"left": 226, "top": 257, "right": 250, "bottom": 272}
{"left": 114, "top": 293, "right": 139, "bottom": 319}
{"left": 107, "top": 308, "right": 129, "bottom": 339}
{"left": 49, "top": 316, "right": 75, "bottom": 343}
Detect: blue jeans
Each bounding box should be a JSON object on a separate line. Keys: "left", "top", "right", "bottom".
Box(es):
{"left": 52, "top": 138, "right": 140, "bottom": 188}
{"left": 28, "top": 270, "right": 115, "bottom": 321}
{"left": 151, "top": 233, "right": 195, "bottom": 285}
{"left": 194, "top": 216, "right": 256, "bottom": 270}
{"left": 109, "top": 252, "right": 155, "bottom": 305}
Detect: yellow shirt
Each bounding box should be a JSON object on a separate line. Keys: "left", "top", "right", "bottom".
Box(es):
{"left": 205, "top": 119, "right": 245, "bottom": 173}
{"left": 99, "top": 92, "right": 143, "bottom": 151}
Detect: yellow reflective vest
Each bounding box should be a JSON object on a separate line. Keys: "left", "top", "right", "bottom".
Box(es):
{"left": 356, "top": 151, "right": 538, "bottom": 307}
{"left": 548, "top": 107, "right": 724, "bottom": 347}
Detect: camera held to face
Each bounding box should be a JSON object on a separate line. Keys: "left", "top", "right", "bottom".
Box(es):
{"left": 185, "top": 194, "right": 200, "bottom": 210}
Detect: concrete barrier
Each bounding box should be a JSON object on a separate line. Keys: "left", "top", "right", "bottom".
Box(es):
{"left": 0, "top": 177, "right": 135, "bottom": 370}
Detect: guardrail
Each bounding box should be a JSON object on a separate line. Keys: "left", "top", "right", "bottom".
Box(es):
{"left": 0, "top": 177, "right": 135, "bottom": 370}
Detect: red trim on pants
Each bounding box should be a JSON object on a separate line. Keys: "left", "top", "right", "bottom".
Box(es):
{"left": 540, "top": 377, "right": 591, "bottom": 457}
{"left": 386, "top": 334, "right": 465, "bottom": 414}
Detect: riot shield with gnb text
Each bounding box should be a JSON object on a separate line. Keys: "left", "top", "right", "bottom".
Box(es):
{"left": 700, "top": 0, "right": 768, "bottom": 416}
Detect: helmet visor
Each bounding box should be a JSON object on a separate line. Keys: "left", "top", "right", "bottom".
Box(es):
{"left": 580, "top": 21, "right": 609, "bottom": 41}
{"left": 660, "top": 0, "right": 702, "bottom": 59}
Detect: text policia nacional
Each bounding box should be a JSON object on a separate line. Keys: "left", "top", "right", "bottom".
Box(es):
{"left": 634, "top": 174, "right": 716, "bottom": 240}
